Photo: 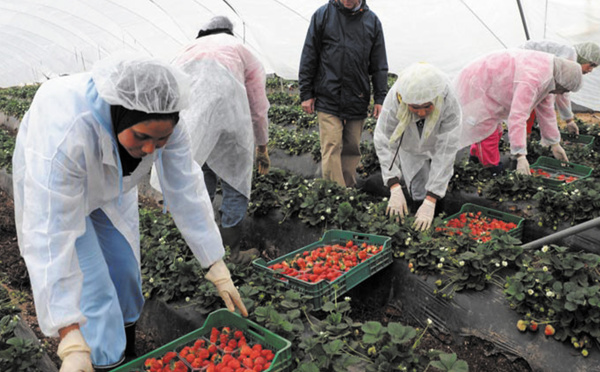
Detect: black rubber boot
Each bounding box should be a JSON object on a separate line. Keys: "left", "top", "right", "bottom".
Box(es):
{"left": 220, "top": 225, "right": 259, "bottom": 265}
{"left": 124, "top": 322, "right": 137, "bottom": 360}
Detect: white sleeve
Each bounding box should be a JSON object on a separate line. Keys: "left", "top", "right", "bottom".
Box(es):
{"left": 374, "top": 88, "right": 403, "bottom": 186}
{"left": 155, "top": 125, "right": 224, "bottom": 268}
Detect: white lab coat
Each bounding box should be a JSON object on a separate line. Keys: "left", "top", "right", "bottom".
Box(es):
{"left": 151, "top": 34, "right": 269, "bottom": 198}
{"left": 374, "top": 82, "right": 462, "bottom": 199}
{"left": 12, "top": 73, "right": 223, "bottom": 337}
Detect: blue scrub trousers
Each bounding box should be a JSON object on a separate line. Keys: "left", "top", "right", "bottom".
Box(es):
{"left": 202, "top": 163, "right": 249, "bottom": 228}
{"left": 74, "top": 208, "right": 144, "bottom": 367}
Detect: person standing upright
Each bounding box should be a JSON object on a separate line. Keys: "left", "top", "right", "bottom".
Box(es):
{"left": 299, "top": 0, "right": 388, "bottom": 187}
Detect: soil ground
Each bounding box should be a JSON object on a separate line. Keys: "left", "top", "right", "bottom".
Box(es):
{"left": 0, "top": 189, "right": 532, "bottom": 371}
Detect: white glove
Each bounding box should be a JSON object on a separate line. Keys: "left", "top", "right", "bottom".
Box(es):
{"left": 516, "top": 156, "right": 530, "bottom": 176}
{"left": 205, "top": 259, "right": 248, "bottom": 316}
{"left": 566, "top": 120, "right": 579, "bottom": 135}
{"left": 58, "top": 329, "right": 93, "bottom": 372}
{"left": 386, "top": 185, "right": 408, "bottom": 221}
{"left": 551, "top": 143, "right": 569, "bottom": 162}
{"left": 413, "top": 199, "right": 436, "bottom": 231}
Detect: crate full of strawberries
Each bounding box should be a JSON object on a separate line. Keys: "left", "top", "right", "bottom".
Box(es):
{"left": 252, "top": 230, "right": 392, "bottom": 311}
{"left": 529, "top": 156, "right": 592, "bottom": 190}
{"left": 112, "top": 308, "right": 292, "bottom": 372}
{"left": 439, "top": 203, "right": 525, "bottom": 242}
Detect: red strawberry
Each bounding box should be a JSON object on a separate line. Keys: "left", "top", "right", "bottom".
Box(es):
{"left": 544, "top": 324, "right": 555, "bottom": 336}
{"left": 528, "top": 321, "right": 538, "bottom": 332}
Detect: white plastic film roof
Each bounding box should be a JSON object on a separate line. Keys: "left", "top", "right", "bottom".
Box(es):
{"left": 1, "top": 0, "right": 600, "bottom": 110}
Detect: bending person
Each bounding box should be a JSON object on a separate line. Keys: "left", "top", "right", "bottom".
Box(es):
{"left": 152, "top": 16, "right": 270, "bottom": 265}
{"left": 455, "top": 49, "right": 583, "bottom": 175}
{"left": 520, "top": 40, "right": 600, "bottom": 135}
{"left": 13, "top": 56, "right": 247, "bottom": 371}
{"left": 374, "top": 63, "right": 462, "bottom": 231}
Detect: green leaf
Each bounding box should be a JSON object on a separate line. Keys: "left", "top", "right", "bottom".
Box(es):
{"left": 322, "top": 339, "right": 344, "bottom": 355}
{"left": 387, "top": 322, "right": 416, "bottom": 344}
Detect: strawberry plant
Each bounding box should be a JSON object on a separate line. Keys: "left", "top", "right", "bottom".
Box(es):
{"left": 505, "top": 245, "right": 600, "bottom": 352}
{"left": 0, "top": 85, "right": 39, "bottom": 119}
{"left": 268, "top": 105, "right": 316, "bottom": 128}
{"left": 0, "top": 127, "right": 15, "bottom": 174}
{"left": 533, "top": 178, "right": 600, "bottom": 227}
{"left": 0, "top": 315, "right": 44, "bottom": 372}
{"left": 268, "top": 124, "right": 321, "bottom": 159}
{"left": 448, "top": 158, "right": 496, "bottom": 194}
{"left": 482, "top": 172, "right": 543, "bottom": 203}
{"left": 267, "top": 92, "right": 301, "bottom": 106}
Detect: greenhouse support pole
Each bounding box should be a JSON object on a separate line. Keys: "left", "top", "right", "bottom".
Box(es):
{"left": 521, "top": 216, "right": 600, "bottom": 250}
{"left": 516, "top": 0, "right": 530, "bottom": 40}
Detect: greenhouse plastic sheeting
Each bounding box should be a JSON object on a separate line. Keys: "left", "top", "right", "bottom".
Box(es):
{"left": 1, "top": 0, "right": 600, "bottom": 110}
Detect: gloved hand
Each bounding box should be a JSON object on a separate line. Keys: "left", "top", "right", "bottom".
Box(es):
{"left": 57, "top": 329, "right": 93, "bottom": 372}
{"left": 516, "top": 155, "right": 530, "bottom": 176}
{"left": 256, "top": 147, "right": 270, "bottom": 175}
{"left": 566, "top": 119, "right": 579, "bottom": 135}
{"left": 205, "top": 259, "right": 248, "bottom": 316}
{"left": 386, "top": 184, "right": 408, "bottom": 222}
{"left": 551, "top": 143, "right": 569, "bottom": 162}
{"left": 413, "top": 199, "right": 436, "bottom": 231}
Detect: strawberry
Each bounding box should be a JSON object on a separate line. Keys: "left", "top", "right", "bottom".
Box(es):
{"left": 528, "top": 321, "right": 538, "bottom": 332}
{"left": 544, "top": 324, "right": 555, "bottom": 336}
{"left": 516, "top": 319, "right": 528, "bottom": 332}
{"left": 582, "top": 349, "right": 589, "bottom": 357}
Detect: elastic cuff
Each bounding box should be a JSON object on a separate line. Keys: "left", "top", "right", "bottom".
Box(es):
{"left": 387, "top": 177, "right": 401, "bottom": 188}
{"left": 426, "top": 191, "right": 440, "bottom": 200}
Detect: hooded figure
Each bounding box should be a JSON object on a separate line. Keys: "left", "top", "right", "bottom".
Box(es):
{"left": 374, "top": 62, "right": 462, "bottom": 231}
{"left": 13, "top": 55, "right": 247, "bottom": 371}
{"left": 520, "top": 40, "right": 600, "bottom": 135}
{"left": 151, "top": 15, "right": 270, "bottom": 264}
{"left": 455, "top": 49, "right": 583, "bottom": 175}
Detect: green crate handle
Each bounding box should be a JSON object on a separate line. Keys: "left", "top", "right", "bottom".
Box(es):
{"left": 483, "top": 210, "right": 504, "bottom": 219}
{"left": 246, "top": 322, "right": 267, "bottom": 342}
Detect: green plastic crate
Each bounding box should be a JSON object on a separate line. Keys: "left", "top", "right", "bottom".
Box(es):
{"left": 443, "top": 203, "right": 525, "bottom": 241}
{"left": 112, "top": 309, "right": 292, "bottom": 372}
{"left": 252, "top": 230, "right": 392, "bottom": 311}
{"left": 560, "top": 132, "right": 595, "bottom": 149}
{"left": 530, "top": 156, "right": 593, "bottom": 190}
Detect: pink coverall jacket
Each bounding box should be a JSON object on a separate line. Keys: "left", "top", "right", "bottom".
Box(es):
{"left": 455, "top": 49, "right": 561, "bottom": 156}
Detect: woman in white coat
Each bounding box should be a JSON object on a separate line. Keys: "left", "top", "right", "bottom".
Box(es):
{"left": 12, "top": 56, "right": 246, "bottom": 371}
{"left": 374, "top": 62, "right": 462, "bottom": 231}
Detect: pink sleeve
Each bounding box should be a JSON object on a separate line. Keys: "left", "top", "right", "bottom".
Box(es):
{"left": 506, "top": 82, "right": 539, "bottom": 155}
{"left": 240, "top": 46, "right": 270, "bottom": 146}
{"left": 554, "top": 93, "right": 574, "bottom": 121}
{"left": 535, "top": 95, "right": 561, "bottom": 146}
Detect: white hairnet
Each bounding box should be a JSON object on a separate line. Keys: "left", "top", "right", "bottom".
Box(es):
{"left": 200, "top": 16, "right": 234, "bottom": 33}
{"left": 574, "top": 42, "right": 600, "bottom": 65}
{"left": 92, "top": 55, "right": 190, "bottom": 113}
{"left": 553, "top": 57, "right": 583, "bottom": 92}
{"left": 396, "top": 63, "right": 449, "bottom": 105}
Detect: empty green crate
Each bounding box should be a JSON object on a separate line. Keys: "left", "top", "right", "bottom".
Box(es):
{"left": 112, "top": 308, "right": 292, "bottom": 372}
{"left": 560, "top": 132, "right": 594, "bottom": 149}
{"left": 530, "top": 156, "right": 593, "bottom": 190}
{"left": 252, "top": 230, "right": 392, "bottom": 311}
{"left": 444, "top": 203, "right": 525, "bottom": 241}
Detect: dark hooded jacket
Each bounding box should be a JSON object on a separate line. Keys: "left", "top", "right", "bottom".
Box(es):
{"left": 299, "top": 0, "right": 388, "bottom": 120}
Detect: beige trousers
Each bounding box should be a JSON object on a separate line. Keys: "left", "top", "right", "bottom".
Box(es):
{"left": 317, "top": 111, "right": 364, "bottom": 187}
